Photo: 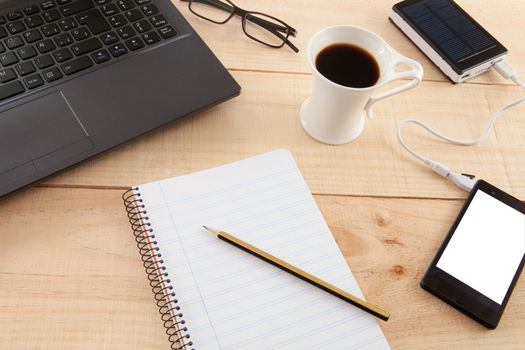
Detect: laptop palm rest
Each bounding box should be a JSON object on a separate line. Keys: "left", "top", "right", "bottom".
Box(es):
{"left": 0, "top": 91, "right": 93, "bottom": 186}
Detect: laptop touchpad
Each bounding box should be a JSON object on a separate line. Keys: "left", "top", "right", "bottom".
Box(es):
{"left": 0, "top": 91, "right": 93, "bottom": 177}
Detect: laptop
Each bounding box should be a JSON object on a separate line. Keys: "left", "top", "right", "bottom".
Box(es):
{"left": 0, "top": 0, "right": 240, "bottom": 198}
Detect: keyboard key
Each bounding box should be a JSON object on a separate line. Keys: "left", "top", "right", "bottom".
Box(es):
{"left": 34, "top": 54, "right": 54, "bottom": 69}
{"left": 117, "top": 0, "right": 136, "bottom": 11}
{"left": 101, "top": 4, "right": 119, "bottom": 17}
{"left": 71, "top": 37, "right": 102, "bottom": 56}
{"left": 71, "top": 27, "right": 90, "bottom": 41}
{"left": 149, "top": 15, "right": 167, "bottom": 28}
{"left": 0, "top": 52, "right": 19, "bottom": 66}
{"left": 5, "top": 36, "right": 24, "bottom": 49}
{"left": 42, "top": 66, "right": 63, "bottom": 82}
{"left": 0, "top": 16, "right": 6, "bottom": 25}
{"left": 18, "top": 46, "right": 38, "bottom": 60}
{"left": 125, "top": 9, "right": 143, "bottom": 22}
{"left": 41, "top": 1, "right": 56, "bottom": 10}
{"left": 140, "top": 4, "right": 159, "bottom": 16}
{"left": 43, "top": 9, "right": 61, "bottom": 22}
{"left": 158, "top": 26, "right": 176, "bottom": 39}
{"left": 61, "top": 56, "right": 93, "bottom": 75}
{"left": 16, "top": 61, "right": 36, "bottom": 76}
{"left": 109, "top": 14, "right": 127, "bottom": 28}
{"left": 60, "top": 0, "right": 94, "bottom": 16}
{"left": 125, "top": 37, "right": 144, "bottom": 51}
{"left": 142, "top": 31, "right": 160, "bottom": 45}
{"left": 100, "top": 31, "right": 118, "bottom": 45}
{"left": 76, "top": 9, "right": 110, "bottom": 35}
{"left": 24, "top": 6, "right": 41, "bottom": 16}
{"left": 36, "top": 39, "right": 56, "bottom": 53}
{"left": 53, "top": 47, "right": 72, "bottom": 62}
{"left": 57, "top": 0, "right": 72, "bottom": 4}
{"left": 0, "top": 68, "right": 16, "bottom": 83}
{"left": 7, "top": 21, "right": 26, "bottom": 34}
{"left": 25, "top": 15, "right": 44, "bottom": 28}
{"left": 0, "top": 42, "right": 4, "bottom": 53}
{"left": 91, "top": 49, "right": 110, "bottom": 63}
{"left": 0, "top": 27, "right": 6, "bottom": 40}
{"left": 24, "top": 29, "right": 43, "bottom": 43}
{"left": 7, "top": 11, "right": 24, "bottom": 21}
{"left": 134, "top": 0, "right": 151, "bottom": 4}
{"left": 54, "top": 32, "right": 73, "bottom": 46}
{"left": 117, "top": 25, "right": 135, "bottom": 39}
{"left": 109, "top": 42, "right": 127, "bottom": 57}
{"left": 133, "top": 19, "right": 151, "bottom": 33}
{"left": 0, "top": 80, "right": 25, "bottom": 101}
{"left": 41, "top": 23, "right": 61, "bottom": 37}
{"left": 95, "top": 0, "right": 111, "bottom": 5}
{"left": 24, "top": 73, "right": 44, "bottom": 89}
{"left": 58, "top": 17, "right": 77, "bottom": 31}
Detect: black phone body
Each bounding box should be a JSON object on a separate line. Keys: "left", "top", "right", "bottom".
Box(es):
{"left": 421, "top": 180, "right": 525, "bottom": 329}
{"left": 390, "top": 0, "right": 508, "bottom": 82}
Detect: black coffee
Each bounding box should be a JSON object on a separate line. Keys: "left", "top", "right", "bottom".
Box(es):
{"left": 315, "top": 43, "right": 380, "bottom": 88}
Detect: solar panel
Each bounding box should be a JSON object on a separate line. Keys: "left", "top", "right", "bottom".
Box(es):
{"left": 402, "top": 0, "right": 495, "bottom": 61}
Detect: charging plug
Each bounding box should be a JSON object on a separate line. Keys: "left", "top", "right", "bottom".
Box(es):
{"left": 494, "top": 61, "right": 516, "bottom": 80}
{"left": 430, "top": 161, "right": 476, "bottom": 192}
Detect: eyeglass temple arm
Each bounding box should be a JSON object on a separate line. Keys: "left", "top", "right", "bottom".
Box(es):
{"left": 247, "top": 16, "right": 297, "bottom": 36}
{"left": 183, "top": 0, "right": 297, "bottom": 36}
{"left": 285, "top": 38, "right": 299, "bottom": 53}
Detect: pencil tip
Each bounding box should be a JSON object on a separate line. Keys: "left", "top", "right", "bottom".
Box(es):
{"left": 203, "top": 226, "right": 220, "bottom": 234}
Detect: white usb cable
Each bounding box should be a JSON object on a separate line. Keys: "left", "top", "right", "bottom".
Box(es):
{"left": 397, "top": 61, "right": 525, "bottom": 192}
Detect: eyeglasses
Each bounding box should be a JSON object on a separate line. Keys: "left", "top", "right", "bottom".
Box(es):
{"left": 180, "top": 0, "right": 299, "bottom": 53}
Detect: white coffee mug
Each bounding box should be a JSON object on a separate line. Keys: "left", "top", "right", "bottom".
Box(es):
{"left": 300, "top": 25, "right": 424, "bottom": 145}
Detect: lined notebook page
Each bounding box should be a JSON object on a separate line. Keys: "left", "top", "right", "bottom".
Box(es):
{"left": 136, "top": 150, "right": 389, "bottom": 350}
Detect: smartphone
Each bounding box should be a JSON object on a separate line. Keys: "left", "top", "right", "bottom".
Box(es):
{"left": 421, "top": 180, "right": 525, "bottom": 329}
{"left": 390, "top": 0, "right": 508, "bottom": 83}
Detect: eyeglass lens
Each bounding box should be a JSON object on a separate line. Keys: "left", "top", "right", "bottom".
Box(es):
{"left": 244, "top": 13, "right": 288, "bottom": 47}
{"left": 189, "top": 0, "right": 234, "bottom": 23}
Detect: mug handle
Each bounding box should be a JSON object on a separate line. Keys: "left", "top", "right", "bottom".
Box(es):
{"left": 364, "top": 52, "right": 424, "bottom": 119}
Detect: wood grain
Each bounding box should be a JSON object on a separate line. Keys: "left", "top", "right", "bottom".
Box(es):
{"left": 172, "top": 0, "right": 525, "bottom": 85}
{"left": 1, "top": 188, "right": 523, "bottom": 349}
{"left": 317, "top": 195, "right": 525, "bottom": 349}
{"left": 43, "top": 71, "right": 525, "bottom": 199}
{"left": 0, "top": 188, "right": 168, "bottom": 350}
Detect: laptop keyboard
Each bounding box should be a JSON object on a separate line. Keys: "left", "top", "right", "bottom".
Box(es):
{"left": 0, "top": 0, "right": 176, "bottom": 103}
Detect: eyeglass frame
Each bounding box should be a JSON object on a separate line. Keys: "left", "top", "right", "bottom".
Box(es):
{"left": 180, "top": 0, "right": 299, "bottom": 53}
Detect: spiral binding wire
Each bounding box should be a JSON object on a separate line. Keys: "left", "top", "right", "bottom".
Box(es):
{"left": 123, "top": 188, "right": 194, "bottom": 350}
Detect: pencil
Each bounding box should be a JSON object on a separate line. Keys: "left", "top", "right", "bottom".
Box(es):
{"left": 203, "top": 226, "right": 390, "bottom": 321}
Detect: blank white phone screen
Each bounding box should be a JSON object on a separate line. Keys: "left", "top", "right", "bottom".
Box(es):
{"left": 437, "top": 190, "right": 525, "bottom": 304}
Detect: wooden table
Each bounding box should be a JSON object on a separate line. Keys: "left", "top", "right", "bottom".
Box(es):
{"left": 1, "top": 1, "right": 524, "bottom": 348}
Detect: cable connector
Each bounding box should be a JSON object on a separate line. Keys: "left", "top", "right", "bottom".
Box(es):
{"left": 494, "top": 60, "right": 516, "bottom": 80}
{"left": 448, "top": 172, "right": 477, "bottom": 192}
{"left": 430, "top": 161, "right": 450, "bottom": 177}
{"left": 429, "top": 161, "right": 476, "bottom": 192}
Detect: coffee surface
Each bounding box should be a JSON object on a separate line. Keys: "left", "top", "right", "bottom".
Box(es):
{"left": 315, "top": 43, "right": 380, "bottom": 88}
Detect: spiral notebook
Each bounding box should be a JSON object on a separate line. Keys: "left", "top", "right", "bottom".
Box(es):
{"left": 123, "top": 150, "right": 389, "bottom": 350}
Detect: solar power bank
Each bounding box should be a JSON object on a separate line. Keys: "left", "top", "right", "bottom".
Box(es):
{"left": 390, "top": 0, "right": 508, "bottom": 83}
